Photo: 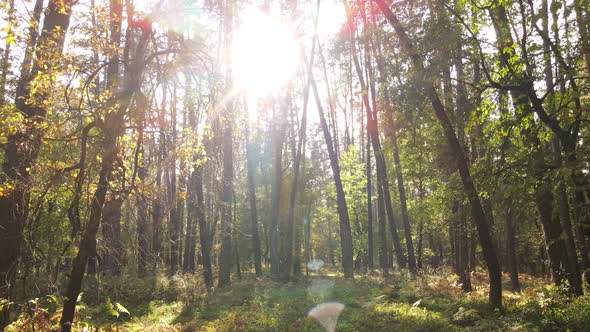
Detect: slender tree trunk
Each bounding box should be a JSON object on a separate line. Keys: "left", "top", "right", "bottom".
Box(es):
{"left": 137, "top": 170, "right": 149, "bottom": 274}
{"left": 535, "top": 0, "right": 567, "bottom": 286}
{"left": 177, "top": 136, "right": 187, "bottom": 270}
{"left": 134, "top": 91, "right": 149, "bottom": 274}
{"left": 218, "top": 0, "right": 234, "bottom": 288}
{"left": 13, "top": 0, "right": 43, "bottom": 106}
{"left": 343, "top": 3, "right": 406, "bottom": 268}
{"left": 505, "top": 206, "right": 520, "bottom": 291}
{"left": 269, "top": 104, "right": 285, "bottom": 278}
{"left": 182, "top": 87, "right": 196, "bottom": 274}
{"left": 0, "top": 0, "right": 15, "bottom": 105}
{"left": 233, "top": 195, "right": 241, "bottom": 280}
{"left": 246, "top": 136, "right": 262, "bottom": 276}
{"left": 195, "top": 163, "right": 213, "bottom": 288}
{"left": 153, "top": 130, "right": 164, "bottom": 267}
{"left": 372, "top": 26, "right": 417, "bottom": 272}
{"left": 387, "top": 115, "right": 416, "bottom": 272}
{"left": 60, "top": 122, "right": 122, "bottom": 330}
{"left": 553, "top": 140, "right": 584, "bottom": 294}
{"left": 101, "top": 198, "right": 123, "bottom": 274}
{"left": 458, "top": 204, "right": 472, "bottom": 292}
{"left": 184, "top": 192, "right": 196, "bottom": 273}
{"left": 168, "top": 84, "right": 179, "bottom": 274}
{"left": 304, "top": 202, "right": 312, "bottom": 276}
{"left": 573, "top": 0, "right": 590, "bottom": 77}
{"left": 284, "top": 35, "right": 316, "bottom": 279}
{"left": 417, "top": 218, "right": 424, "bottom": 270}
{"left": 366, "top": 133, "right": 374, "bottom": 270}
{"left": 310, "top": 72, "right": 354, "bottom": 279}
{"left": 537, "top": 184, "right": 566, "bottom": 284}
{"left": 377, "top": 177, "right": 388, "bottom": 274}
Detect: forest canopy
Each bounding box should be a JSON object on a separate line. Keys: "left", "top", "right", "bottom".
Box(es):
{"left": 0, "top": 0, "right": 589, "bottom": 330}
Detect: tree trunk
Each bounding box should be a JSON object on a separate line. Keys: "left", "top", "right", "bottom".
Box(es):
{"left": 458, "top": 204, "right": 472, "bottom": 292}
{"left": 505, "top": 206, "right": 520, "bottom": 292}
{"left": 194, "top": 163, "right": 213, "bottom": 288}
{"left": 168, "top": 85, "right": 179, "bottom": 274}
{"left": 553, "top": 140, "right": 584, "bottom": 294}
{"left": 343, "top": 5, "right": 406, "bottom": 268}
{"left": 246, "top": 137, "right": 262, "bottom": 276}
{"left": 387, "top": 116, "right": 417, "bottom": 273}
{"left": 218, "top": 118, "right": 233, "bottom": 286}
{"left": 59, "top": 21, "right": 151, "bottom": 329}
{"left": 535, "top": 1, "right": 567, "bottom": 286}
{"left": 417, "top": 218, "right": 424, "bottom": 270}
{"left": 269, "top": 104, "right": 286, "bottom": 278}
{"left": 310, "top": 72, "right": 354, "bottom": 279}
{"left": 137, "top": 180, "right": 149, "bottom": 273}
{"left": 101, "top": 198, "right": 123, "bottom": 275}
{"left": 218, "top": 0, "right": 234, "bottom": 288}
{"left": 284, "top": 33, "right": 317, "bottom": 280}
{"left": 573, "top": 0, "right": 590, "bottom": 77}
{"left": 366, "top": 133, "right": 374, "bottom": 270}
{"left": 183, "top": 188, "right": 196, "bottom": 273}
{"left": 153, "top": 130, "right": 164, "bottom": 267}
{"left": 377, "top": 178, "right": 388, "bottom": 274}
{"left": 0, "top": 0, "right": 15, "bottom": 105}
{"left": 536, "top": 178, "right": 565, "bottom": 285}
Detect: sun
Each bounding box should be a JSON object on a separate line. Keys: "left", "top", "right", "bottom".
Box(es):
{"left": 232, "top": 8, "right": 300, "bottom": 102}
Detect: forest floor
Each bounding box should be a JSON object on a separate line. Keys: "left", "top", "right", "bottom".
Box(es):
{"left": 6, "top": 268, "right": 590, "bottom": 331}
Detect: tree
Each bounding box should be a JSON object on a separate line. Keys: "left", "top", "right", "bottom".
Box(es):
{"left": 310, "top": 65, "right": 355, "bottom": 279}
{"left": 0, "top": 0, "right": 73, "bottom": 326}
{"left": 374, "top": 0, "right": 503, "bottom": 308}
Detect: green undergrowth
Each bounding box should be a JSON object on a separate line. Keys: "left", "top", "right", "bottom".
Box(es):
{"left": 6, "top": 269, "right": 590, "bottom": 331}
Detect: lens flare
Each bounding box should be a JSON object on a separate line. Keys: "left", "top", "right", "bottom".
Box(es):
{"left": 308, "top": 302, "right": 345, "bottom": 332}
{"left": 307, "top": 258, "right": 325, "bottom": 272}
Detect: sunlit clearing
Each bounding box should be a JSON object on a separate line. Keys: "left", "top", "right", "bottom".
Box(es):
{"left": 233, "top": 9, "right": 300, "bottom": 104}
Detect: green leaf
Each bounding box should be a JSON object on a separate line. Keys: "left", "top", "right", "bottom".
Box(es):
{"left": 115, "top": 302, "right": 130, "bottom": 316}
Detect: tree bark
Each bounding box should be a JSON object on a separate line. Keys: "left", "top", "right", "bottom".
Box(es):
{"left": 246, "top": 136, "right": 262, "bottom": 276}
{"left": 310, "top": 70, "right": 354, "bottom": 279}
{"left": 458, "top": 204, "right": 472, "bottom": 292}
{"left": 137, "top": 169, "right": 149, "bottom": 274}
{"left": 195, "top": 163, "right": 213, "bottom": 288}
{"left": 153, "top": 129, "right": 164, "bottom": 267}
{"left": 505, "top": 206, "right": 520, "bottom": 292}
{"left": 366, "top": 133, "right": 374, "bottom": 270}
{"left": 284, "top": 35, "right": 316, "bottom": 279}
{"left": 269, "top": 104, "right": 285, "bottom": 278}
{"left": 101, "top": 198, "right": 123, "bottom": 274}
{"left": 553, "top": 140, "right": 584, "bottom": 294}
{"left": 168, "top": 84, "right": 179, "bottom": 274}
{"left": 218, "top": 0, "right": 234, "bottom": 288}
{"left": 0, "top": 0, "right": 15, "bottom": 105}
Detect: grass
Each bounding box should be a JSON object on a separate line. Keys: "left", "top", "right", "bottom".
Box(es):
{"left": 6, "top": 268, "right": 590, "bottom": 331}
